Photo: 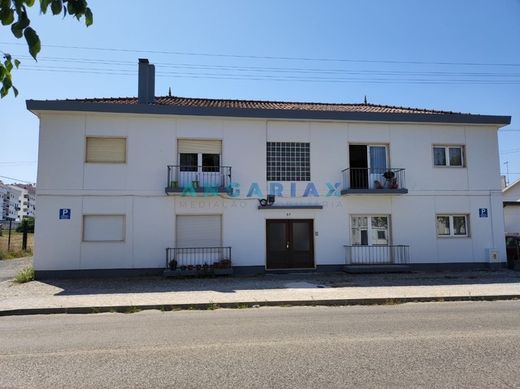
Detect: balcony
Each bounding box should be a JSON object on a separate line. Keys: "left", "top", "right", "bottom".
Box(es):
{"left": 344, "top": 244, "right": 410, "bottom": 273}
{"left": 165, "top": 165, "right": 232, "bottom": 195}
{"left": 164, "top": 247, "right": 232, "bottom": 277}
{"left": 341, "top": 168, "right": 407, "bottom": 195}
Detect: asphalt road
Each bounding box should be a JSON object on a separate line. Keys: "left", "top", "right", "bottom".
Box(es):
{"left": 0, "top": 301, "right": 519, "bottom": 388}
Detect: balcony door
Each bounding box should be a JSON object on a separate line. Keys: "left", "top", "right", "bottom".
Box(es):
{"left": 349, "top": 145, "right": 388, "bottom": 189}
{"left": 350, "top": 215, "right": 391, "bottom": 263}
{"left": 266, "top": 219, "right": 314, "bottom": 269}
{"left": 178, "top": 140, "right": 222, "bottom": 188}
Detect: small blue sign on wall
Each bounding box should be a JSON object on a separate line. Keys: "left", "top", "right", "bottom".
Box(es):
{"left": 479, "top": 208, "right": 488, "bottom": 218}
{"left": 59, "top": 209, "right": 71, "bottom": 220}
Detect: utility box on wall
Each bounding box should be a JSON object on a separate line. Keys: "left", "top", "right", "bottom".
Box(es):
{"left": 486, "top": 248, "right": 500, "bottom": 262}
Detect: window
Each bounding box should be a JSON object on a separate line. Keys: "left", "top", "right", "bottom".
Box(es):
{"left": 351, "top": 215, "right": 390, "bottom": 245}
{"left": 436, "top": 215, "right": 469, "bottom": 237}
{"left": 86, "top": 137, "right": 126, "bottom": 163}
{"left": 433, "top": 146, "right": 464, "bottom": 167}
{"left": 83, "top": 215, "right": 125, "bottom": 242}
{"left": 179, "top": 153, "right": 198, "bottom": 172}
{"left": 266, "top": 142, "right": 310, "bottom": 181}
{"left": 178, "top": 140, "right": 221, "bottom": 172}
{"left": 202, "top": 154, "right": 220, "bottom": 172}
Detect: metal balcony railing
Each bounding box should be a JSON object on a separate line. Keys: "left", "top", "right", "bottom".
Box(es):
{"left": 166, "top": 247, "right": 232, "bottom": 270}
{"left": 344, "top": 245, "right": 410, "bottom": 265}
{"left": 341, "top": 168, "right": 407, "bottom": 194}
{"left": 166, "top": 165, "right": 232, "bottom": 193}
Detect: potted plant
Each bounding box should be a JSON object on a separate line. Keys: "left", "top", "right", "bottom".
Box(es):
{"left": 169, "top": 180, "right": 178, "bottom": 189}
{"left": 191, "top": 174, "right": 200, "bottom": 189}
{"left": 169, "top": 259, "right": 178, "bottom": 270}
{"left": 214, "top": 259, "right": 233, "bottom": 275}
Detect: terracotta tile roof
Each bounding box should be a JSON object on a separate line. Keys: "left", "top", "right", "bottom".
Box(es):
{"left": 27, "top": 95, "right": 511, "bottom": 125}
{"left": 58, "top": 95, "right": 464, "bottom": 115}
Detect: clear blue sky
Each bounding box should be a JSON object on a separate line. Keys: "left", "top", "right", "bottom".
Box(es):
{"left": 1, "top": 0, "right": 519, "bottom": 184}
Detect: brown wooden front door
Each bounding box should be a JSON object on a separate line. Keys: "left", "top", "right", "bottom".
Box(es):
{"left": 266, "top": 219, "right": 314, "bottom": 269}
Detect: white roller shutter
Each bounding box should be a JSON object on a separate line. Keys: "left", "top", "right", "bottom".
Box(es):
{"left": 176, "top": 215, "right": 221, "bottom": 247}
{"left": 86, "top": 137, "right": 127, "bottom": 163}
{"left": 178, "top": 140, "right": 221, "bottom": 154}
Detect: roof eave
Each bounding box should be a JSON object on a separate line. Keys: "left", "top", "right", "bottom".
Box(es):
{"left": 26, "top": 100, "right": 512, "bottom": 126}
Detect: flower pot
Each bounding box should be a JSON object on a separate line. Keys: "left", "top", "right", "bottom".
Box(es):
{"left": 192, "top": 180, "right": 200, "bottom": 189}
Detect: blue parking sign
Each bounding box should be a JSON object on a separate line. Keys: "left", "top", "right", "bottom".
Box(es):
{"left": 479, "top": 208, "right": 488, "bottom": 218}
{"left": 59, "top": 209, "right": 71, "bottom": 220}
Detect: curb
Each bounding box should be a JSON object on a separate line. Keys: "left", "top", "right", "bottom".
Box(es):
{"left": 0, "top": 294, "right": 519, "bottom": 316}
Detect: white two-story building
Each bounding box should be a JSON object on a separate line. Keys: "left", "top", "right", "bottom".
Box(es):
{"left": 27, "top": 59, "right": 511, "bottom": 278}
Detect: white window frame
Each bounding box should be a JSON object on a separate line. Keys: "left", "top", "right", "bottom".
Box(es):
{"left": 436, "top": 214, "right": 469, "bottom": 238}
{"left": 350, "top": 214, "right": 391, "bottom": 246}
{"left": 433, "top": 145, "right": 465, "bottom": 167}
{"left": 85, "top": 136, "right": 127, "bottom": 164}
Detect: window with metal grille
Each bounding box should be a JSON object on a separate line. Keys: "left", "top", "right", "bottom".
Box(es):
{"left": 266, "top": 142, "right": 310, "bottom": 181}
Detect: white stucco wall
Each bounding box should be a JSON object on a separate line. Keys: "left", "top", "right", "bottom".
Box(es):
{"left": 33, "top": 111, "right": 506, "bottom": 271}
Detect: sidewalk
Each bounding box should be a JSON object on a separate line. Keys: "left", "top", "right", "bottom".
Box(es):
{"left": 1, "top": 270, "right": 520, "bottom": 315}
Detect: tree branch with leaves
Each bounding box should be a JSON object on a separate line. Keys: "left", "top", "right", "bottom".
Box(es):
{"left": 0, "top": 0, "right": 93, "bottom": 98}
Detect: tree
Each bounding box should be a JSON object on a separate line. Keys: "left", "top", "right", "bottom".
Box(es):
{"left": 16, "top": 216, "right": 34, "bottom": 233}
{"left": 0, "top": 0, "right": 93, "bottom": 98}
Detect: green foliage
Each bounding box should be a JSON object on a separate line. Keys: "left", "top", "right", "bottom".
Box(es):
{"left": 0, "top": 0, "right": 93, "bottom": 98}
{"left": 14, "top": 266, "right": 34, "bottom": 283}
{"left": 16, "top": 216, "right": 34, "bottom": 233}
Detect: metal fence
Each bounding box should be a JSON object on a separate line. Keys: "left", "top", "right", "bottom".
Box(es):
{"left": 0, "top": 227, "right": 33, "bottom": 253}
{"left": 344, "top": 245, "right": 410, "bottom": 265}
{"left": 166, "top": 247, "right": 232, "bottom": 270}
{"left": 342, "top": 168, "right": 406, "bottom": 191}
{"left": 166, "top": 165, "right": 232, "bottom": 191}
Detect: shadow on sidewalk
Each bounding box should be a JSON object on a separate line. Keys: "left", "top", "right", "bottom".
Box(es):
{"left": 35, "top": 269, "right": 520, "bottom": 296}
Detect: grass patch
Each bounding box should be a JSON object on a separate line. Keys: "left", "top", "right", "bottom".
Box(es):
{"left": 0, "top": 232, "right": 34, "bottom": 259}
{"left": 124, "top": 306, "right": 141, "bottom": 314}
{"left": 0, "top": 248, "right": 33, "bottom": 260}
{"left": 13, "top": 266, "right": 35, "bottom": 284}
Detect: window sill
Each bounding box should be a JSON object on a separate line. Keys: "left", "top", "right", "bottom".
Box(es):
{"left": 437, "top": 235, "right": 470, "bottom": 239}
{"left": 433, "top": 166, "right": 466, "bottom": 169}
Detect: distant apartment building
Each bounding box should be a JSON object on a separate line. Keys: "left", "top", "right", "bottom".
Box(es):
{"left": 0, "top": 185, "right": 8, "bottom": 221}
{"left": 14, "top": 185, "right": 36, "bottom": 219}
{"left": 0, "top": 181, "right": 36, "bottom": 222}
